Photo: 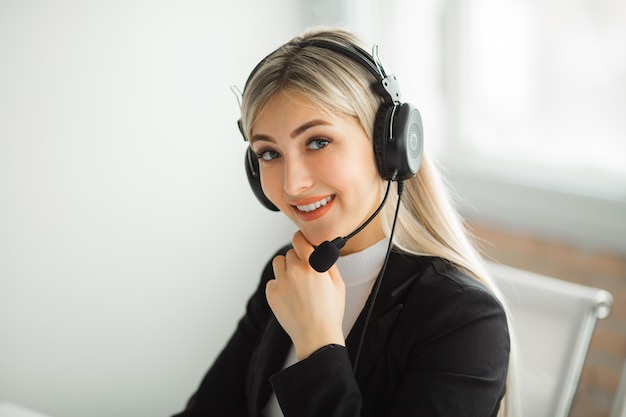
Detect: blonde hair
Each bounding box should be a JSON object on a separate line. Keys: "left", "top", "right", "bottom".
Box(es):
{"left": 240, "top": 27, "right": 520, "bottom": 417}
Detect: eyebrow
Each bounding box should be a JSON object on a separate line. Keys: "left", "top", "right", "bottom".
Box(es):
{"left": 250, "top": 119, "right": 331, "bottom": 144}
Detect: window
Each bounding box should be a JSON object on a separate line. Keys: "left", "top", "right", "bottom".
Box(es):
{"left": 305, "top": 0, "right": 626, "bottom": 251}
{"left": 449, "top": 0, "right": 626, "bottom": 187}
{"left": 440, "top": 0, "right": 626, "bottom": 252}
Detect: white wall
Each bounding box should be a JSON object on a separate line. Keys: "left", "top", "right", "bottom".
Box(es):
{"left": 0, "top": 1, "right": 301, "bottom": 416}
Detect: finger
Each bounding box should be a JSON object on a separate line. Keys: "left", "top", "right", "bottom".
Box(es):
{"left": 284, "top": 247, "right": 300, "bottom": 268}
{"left": 272, "top": 255, "right": 286, "bottom": 278}
{"left": 265, "top": 278, "right": 277, "bottom": 293}
{"left": 291, "top": 230, "right": 315, "bottom": 261}
{"left": 327, "top": 264, "right": 344, "bottom": 287}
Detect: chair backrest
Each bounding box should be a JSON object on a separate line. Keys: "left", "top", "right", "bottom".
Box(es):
{"left": 487, "top": 262, "right": 613, "bottom": 417}
{"left": 611, "top": 360, "right": 626, "bottom": 417}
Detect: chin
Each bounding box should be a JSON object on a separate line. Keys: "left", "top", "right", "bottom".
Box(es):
{"left": 299, "top": 229, "right": 335, "bottom": 247}
{"left": 302, "top": 233, "right": 326, "bottom": 247}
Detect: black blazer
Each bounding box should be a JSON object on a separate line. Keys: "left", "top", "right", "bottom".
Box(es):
{"left": 173, "top": 247, "right": 510, "bottom": 417}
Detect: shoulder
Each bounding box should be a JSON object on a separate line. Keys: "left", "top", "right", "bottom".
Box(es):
{"left": 386, "top": 253, "right": 507, "bottom": 332}
{"left": 384, "top": 253, "right": 510, "bottom": 364}
{"left": 427, "top": 257, "right": 496, "bottom": 301}
{"left": 390, "top": 252, "right": 499, "bottom": 304}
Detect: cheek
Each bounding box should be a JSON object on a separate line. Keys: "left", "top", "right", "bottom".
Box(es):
{"left": 344, "top": 149, "right": 380, "bottom": 186}
{"left": 354, "top": 155, "right": 383, "bottom": 203}
{"left": 332, "top": 159, "right": 380, "bottom": 202}
{"left": 261, "top": 170, "right": 276, "bottom": 202}
{"left": 259, "top": 168, "right": 281, "bottom": 202}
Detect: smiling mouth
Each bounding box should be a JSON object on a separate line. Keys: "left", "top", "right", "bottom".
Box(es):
{"left": 295, "top": 196, "right": 334, "bottom": 212}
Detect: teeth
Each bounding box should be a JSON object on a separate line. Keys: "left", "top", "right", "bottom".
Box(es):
{"left": 296, "top": 196, "right": 333, "bottom": 212}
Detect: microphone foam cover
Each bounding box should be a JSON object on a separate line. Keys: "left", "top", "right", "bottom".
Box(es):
{"left": 308, "top": 240, "right": 341, "bottom": 273}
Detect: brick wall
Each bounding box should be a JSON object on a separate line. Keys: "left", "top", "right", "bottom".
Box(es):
{"left": 469, "top": 222, "right": 626, "bottom": 417}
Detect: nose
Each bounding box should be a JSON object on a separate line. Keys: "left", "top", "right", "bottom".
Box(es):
{"left": 283, "top": 153, "right": 314, "bottom": 196}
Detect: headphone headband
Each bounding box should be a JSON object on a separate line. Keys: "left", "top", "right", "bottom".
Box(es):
{"left": 241, "top": 37, "right": 402, "bottom": 112}
{"left": 296, "top": 38, "right": 403, "bottom": 106}
{"left": 296, "top": 38, "right": 386, "bottom": 80}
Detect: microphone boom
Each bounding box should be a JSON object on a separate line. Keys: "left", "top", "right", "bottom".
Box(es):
{"left": 307, "top": 181, "right": 393, "bottom": 272}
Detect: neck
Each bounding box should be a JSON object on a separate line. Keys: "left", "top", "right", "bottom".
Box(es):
{"left": 340, "top": 217, "right": 385, "bottom": 256}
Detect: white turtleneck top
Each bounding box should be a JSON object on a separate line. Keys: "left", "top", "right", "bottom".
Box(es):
{"left": 264, "top": 238, "right": 390, "bottom": 417}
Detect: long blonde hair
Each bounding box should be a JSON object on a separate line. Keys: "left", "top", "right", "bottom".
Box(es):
{"left": 240, "top": 26, "right": 520, "bottom": 417}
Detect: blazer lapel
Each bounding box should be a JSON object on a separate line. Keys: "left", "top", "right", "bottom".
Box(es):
{"left": 346, "top": 251, "right": 426, "bottom": 381}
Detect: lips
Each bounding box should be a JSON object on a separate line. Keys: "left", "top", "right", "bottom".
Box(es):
{"left": 295, "top": 196, "right": 333, "bottom": 212}
{"left": 291, "top": 195, "right": 335, "bottom": 221}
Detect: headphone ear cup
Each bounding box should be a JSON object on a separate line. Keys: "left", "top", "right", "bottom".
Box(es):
{"left": 373, "top": 102, "right": 423, "bottom": 181}
{"left": 245, "top": 147, "right": 279, "bottom": 211}
{"left": 372, "top": 103, "right": 395, "bottom": 180}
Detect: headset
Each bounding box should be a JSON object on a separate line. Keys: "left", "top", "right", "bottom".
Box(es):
{"left": 238, "top": 37, "right": 424, "bottom": 211}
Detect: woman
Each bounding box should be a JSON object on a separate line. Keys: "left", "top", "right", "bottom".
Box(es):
{"left": 173, "top": 27, "right": 518, "bottom": 417}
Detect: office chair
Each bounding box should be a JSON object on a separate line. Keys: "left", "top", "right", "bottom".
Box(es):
{"left": 487, "top": 262, "right": 613, "bottom": 417}
{"left": 611, "top": 359, "right": 626, "bottom": 417}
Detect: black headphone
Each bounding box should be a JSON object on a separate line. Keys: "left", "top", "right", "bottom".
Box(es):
{"left": 238, "top": 38, "right": 424, "bottom": 212}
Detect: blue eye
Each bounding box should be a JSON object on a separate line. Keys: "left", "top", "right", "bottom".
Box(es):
{"left": 308, "top": 138, "right": 330, "bottom": 150}
{"left": 257, "top": 150, "right": 280, "bottom": 161}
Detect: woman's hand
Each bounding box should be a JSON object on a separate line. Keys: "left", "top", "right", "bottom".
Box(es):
{"left": 266, "top": 231, "right": 346, "bottom": 361}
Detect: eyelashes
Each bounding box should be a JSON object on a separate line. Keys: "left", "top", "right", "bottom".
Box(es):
{"left": 254, "top": 137, "right": 332, "bottom": 162}
{"left": 256, "top": 149, "right": 280, "bottom": 161}
{"left": 308, "top": 138, "right": 330, "bottom": 150}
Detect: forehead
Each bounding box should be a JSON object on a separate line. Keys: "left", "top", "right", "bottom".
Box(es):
{"left": 250, "top": 91, "right": 369, "bottom": 147}
{"left": 266, "top": 90, "right": 330, "bottom": 115}
{"left": 252, "top": 92, "right": 333, "bottom": 130}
